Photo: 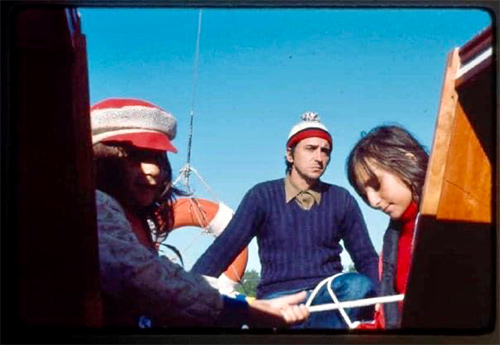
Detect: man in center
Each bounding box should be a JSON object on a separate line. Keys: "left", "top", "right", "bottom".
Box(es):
{"left": 192, "top": 112, "right": 379, "bottom": 328}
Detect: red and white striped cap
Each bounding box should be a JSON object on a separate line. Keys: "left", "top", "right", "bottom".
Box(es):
{"left": 286, "top": 112, "right": 332, "bottom": 148}
{"left": 90, "top": 98, "right": 177, "bottom": 153}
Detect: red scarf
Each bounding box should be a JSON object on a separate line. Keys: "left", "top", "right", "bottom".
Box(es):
{"left": 396, "top": 201, "right": 418, "bottom": 297}
{"left": 357, "top": 201, "right": 419, "bottom": 330}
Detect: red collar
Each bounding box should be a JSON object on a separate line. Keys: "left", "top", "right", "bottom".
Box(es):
{"left": 399, "top": 201, "right": 418, "bottom": 223}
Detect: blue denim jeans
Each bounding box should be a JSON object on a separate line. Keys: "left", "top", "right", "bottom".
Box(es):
{"left": 264, "top": 273, "right": 376, "bottom": 329}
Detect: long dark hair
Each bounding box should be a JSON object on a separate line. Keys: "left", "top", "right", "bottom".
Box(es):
{"left": 346, "top": 125, "right": 429, "bottom": 204}
{"left": 93, "top": 142, "right": 186, "bottom": 244}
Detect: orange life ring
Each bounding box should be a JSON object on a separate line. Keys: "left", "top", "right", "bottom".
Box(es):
{"left": 171, "top": 197, "right": 248, "bottom": 283}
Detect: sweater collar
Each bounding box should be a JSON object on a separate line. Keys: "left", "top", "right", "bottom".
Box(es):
{"left": 284, "top": 175, "right": 322, "bottom": 206}
{"left": 399, "top": 200, "right": 419, "bottom": 223}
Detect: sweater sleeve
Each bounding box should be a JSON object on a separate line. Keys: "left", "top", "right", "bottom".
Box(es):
{"left": 341, "top": 193, "right": 380, "bottom": 293}
{"left": 191, "top": 187, "right": 263, "bottom": 277}
{"left": 96, "top": 190, "right": 224, "bottom": 327}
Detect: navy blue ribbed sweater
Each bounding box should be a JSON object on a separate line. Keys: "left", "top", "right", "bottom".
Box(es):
{"left": 191, "top": 178, "right": 379, "bottom": 298}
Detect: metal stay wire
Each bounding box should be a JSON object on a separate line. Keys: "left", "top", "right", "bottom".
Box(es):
{"left": 173, "top": 9, "right": 219, "bottom": 202}
{"left": 167, "top": 10, "right": 238, "bottom": 271}
{"left": 180, "top": 9, "right": 203, "bottom": 192}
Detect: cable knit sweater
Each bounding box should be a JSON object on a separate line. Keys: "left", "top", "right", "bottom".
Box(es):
{"left": 191, "top": 179, "right": 379, "bottom": 298}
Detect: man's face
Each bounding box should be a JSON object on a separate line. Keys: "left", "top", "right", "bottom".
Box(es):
{"left": 287, "top": 137, "right": 331, "bottom": 183}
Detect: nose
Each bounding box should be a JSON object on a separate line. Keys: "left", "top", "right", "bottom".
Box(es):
{"left": 140, "top": 161, "right": 161, "bottom": 183}
{"left": 314, "top": 148, "right": 323, "bottom": 162}
{"left": 366, "top": 189, "right": 381, "bottom": 209}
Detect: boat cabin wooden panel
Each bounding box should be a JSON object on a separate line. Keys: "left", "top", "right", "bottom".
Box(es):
{"left": 402, "top": 26, "right": 495, "bottom": 330}
{"left": 8, "top": 7, "right": 103, "bottom": 328}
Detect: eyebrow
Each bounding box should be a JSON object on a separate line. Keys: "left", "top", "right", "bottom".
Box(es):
{"left": 305, "top": 144, "right": 331, "bottom": 150}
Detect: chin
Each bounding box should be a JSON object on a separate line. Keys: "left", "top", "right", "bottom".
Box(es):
{"left": 308, "top": 172, "right": 323, "bottom": 179}
{"left": 390, "top": 212, "right": 403, "bottom": 220}
{"left": 134, "top": 195, "right": 156, "bottom": 208}
{"left": 130, "top": 188, "right": 158, "bottom": 207}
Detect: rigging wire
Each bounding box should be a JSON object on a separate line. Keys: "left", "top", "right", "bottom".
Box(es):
{"left": 174, "top": 8, "right": 220, "bottom": 203}
{"left": 167, "top": 10, "right": 246, "bottom": 288}
{"left": 183, "top": 9, "right": 203, "bottom": 189}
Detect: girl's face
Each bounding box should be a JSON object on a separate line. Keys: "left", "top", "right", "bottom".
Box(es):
{"left": 122, "top": 149, "right": 168, "bottom": 208}
{"left": 355, "top": 159, "right": 413, "bottom": 220}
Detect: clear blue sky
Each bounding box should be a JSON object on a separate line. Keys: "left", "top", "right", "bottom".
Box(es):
{"left": 79, "top": 7, "right": 491, "bottom": 273}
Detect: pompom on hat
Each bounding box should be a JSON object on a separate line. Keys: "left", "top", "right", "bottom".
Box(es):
{"left": 90, "top": 98, "right": 178, "bottom": 153}
{"left": 286, "top": 111, "right": 332, "bottom": 148}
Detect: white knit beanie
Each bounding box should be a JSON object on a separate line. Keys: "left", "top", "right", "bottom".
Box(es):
{"left": 286, "top": 111, "right": 332, "bottom": 148}
{"left": 90, "top": 98, "right": 177, "bottom": 153}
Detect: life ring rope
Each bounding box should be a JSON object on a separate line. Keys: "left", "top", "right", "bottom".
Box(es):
{"left": 187, "top": 197, "right": 213, "bottom": 234}
{"left": 170, "top": 197, "right": 248, "bottom": 286}
{"left": 166, "top": 198, "right": 220, "bottom": 267}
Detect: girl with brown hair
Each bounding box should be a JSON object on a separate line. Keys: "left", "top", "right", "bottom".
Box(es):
{"left": 346, "top": 124, "right": 429, "bottom": 329}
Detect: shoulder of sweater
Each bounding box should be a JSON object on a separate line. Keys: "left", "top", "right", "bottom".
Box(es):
{"left": 248, "top": 179, "right": 356, "bottom": 200}
{"left": 96, "top": 189, "right": 126, "bottom": 213}
{"left": 321, "top": 182, "right": 354, "bottom": 198}
{"left": 240, "top": 179, "right": 284, "bottom": 206}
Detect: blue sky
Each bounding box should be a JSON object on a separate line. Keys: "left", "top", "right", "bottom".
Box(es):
{"left": 79, "top": 8, "right": 491, "bottom": 273}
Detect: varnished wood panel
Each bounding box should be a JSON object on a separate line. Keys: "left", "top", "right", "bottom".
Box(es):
{"left": 420, "top": 49, "right": 461, "bottom": 217}
{"left": 402, "top": 25, "right": 494, "bottom": 330}
{"left": 436, "top": 101, "right": 491, "bottom": 223}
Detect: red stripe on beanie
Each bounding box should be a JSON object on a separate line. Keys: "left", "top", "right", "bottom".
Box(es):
{"left": 287, "top": 129, "right": 332, "bottom": 148}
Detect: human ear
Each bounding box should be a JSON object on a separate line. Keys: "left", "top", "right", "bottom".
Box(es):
{"left": 286, "top": 148, "right": 294, "bottom": 164}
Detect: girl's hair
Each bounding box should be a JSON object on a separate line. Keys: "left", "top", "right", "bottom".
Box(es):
{"left": 93, "top": 142, "right": 187, "bottom": 244}
{"left": 346, "top": 125, "right": 429, "bottom": 203}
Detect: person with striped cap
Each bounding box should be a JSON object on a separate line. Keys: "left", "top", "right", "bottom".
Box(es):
{"left": 192, "top": 112, "right": 379, "bottom": 329}
{"left": 91, "top": 98, "right": 309, "bottom": 328}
